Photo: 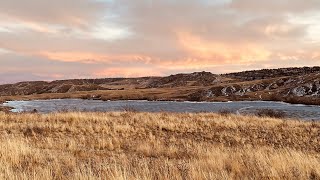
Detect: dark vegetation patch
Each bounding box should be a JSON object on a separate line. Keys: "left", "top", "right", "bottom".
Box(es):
{"left": 147, "top": 71, "right": 218, "bottom": 88}
{"left": 218, "top": 109, "right": 233, "bottom": 116}
{"left": 256, "top": 109, "right": 287, "bottom": 119}
{"left": 225, "top": 66, "right": 320, "bottom": 81}
{"left": 122, "top": 105, "right": 139, "bottom": 112}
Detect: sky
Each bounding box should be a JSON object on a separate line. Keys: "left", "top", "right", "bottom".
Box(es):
{"left": 0, "top": 0, "right": 320, "bottom": 84}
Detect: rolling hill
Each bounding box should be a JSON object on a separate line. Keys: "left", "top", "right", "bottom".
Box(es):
{"left": 0, "top": 66, "right": 319, "bottom": 105}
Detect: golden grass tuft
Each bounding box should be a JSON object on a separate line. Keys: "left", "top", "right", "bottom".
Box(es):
{"left": 0, "top": 112, "right": 319, "bottom": 179}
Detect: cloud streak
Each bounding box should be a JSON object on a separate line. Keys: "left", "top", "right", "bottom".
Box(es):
{"left": 0, "top": 0, "right": 106, "bottom": 28}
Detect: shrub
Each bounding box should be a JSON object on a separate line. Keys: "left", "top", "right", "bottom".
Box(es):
{"left": 256, "top": 109, "right": 286, "bottom": 118}
{"left": 122, "top": 105, "right": 139, "bottom": 112}
{"left": 218, "top": 108, "right": 233, "bottom": 116}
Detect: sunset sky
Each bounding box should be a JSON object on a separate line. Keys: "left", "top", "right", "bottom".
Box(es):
{"left": 1, "top": 0, "right": 320, "bottom": 83}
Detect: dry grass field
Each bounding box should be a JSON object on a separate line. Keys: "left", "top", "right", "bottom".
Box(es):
{"left": 0, "top": 112, "right": 319, "bottom": 179}
{"left": 0, "top": 87, "right": 204, "bottom": 103}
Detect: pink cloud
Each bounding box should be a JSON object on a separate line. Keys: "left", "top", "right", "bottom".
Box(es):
{"left": 93, "top": 67, "right": 164, "bottom": 78}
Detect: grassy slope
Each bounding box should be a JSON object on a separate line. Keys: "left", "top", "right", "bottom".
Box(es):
{"left": 0, "top": 87, "right": 204, "bottom": 102}
{"left": 0, "top": 112, "right": 319, "bottom": 179}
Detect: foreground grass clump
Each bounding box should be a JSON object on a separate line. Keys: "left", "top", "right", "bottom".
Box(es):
{"left": 0, "top": 112, "right": 319, "bottom": 179}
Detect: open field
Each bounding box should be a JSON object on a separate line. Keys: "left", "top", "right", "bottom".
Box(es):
{"left": 0, "top": 112, "right": 319, "bottom": 179}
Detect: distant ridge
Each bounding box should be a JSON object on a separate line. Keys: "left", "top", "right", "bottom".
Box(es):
{"left": 0, "top": 66, "right": 319, "bottom": 105}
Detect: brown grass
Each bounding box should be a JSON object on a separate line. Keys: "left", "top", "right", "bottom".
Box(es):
{"left": 0, "top": 112, "right": 319, "bottom": 179}
{"left": 0, "top": 87, "right": 202, "bottom": 103}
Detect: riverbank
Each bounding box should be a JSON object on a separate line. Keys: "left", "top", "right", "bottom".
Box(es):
{"left": 0, "top": 112, "right": 319, "bottom": 179}
{"left": 0, "top": 105, "right": 11, "bottom": 112}
{"left": 2, "top": 97, "right": 320, "bottom": 121}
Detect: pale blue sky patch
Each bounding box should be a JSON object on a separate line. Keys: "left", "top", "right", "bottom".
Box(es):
{"left": 91, "top": 23, "right": 132, "bottom": 41}
{"left": 204, "top": 0, "right": 232, "bottom": 6}
{"left": 288, "top": 12, "right": 320, "bottom": 43}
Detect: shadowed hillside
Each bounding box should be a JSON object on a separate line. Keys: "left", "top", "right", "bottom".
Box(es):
{"left": 225, "top": 66, "right": 320, "bottom": 81}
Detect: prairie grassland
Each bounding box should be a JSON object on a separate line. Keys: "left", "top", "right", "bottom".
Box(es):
{"left": 0, "top": 112, "right": 319, "bottom": 179}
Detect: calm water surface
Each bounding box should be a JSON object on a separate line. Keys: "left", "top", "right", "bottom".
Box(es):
{"left": 3, "top": 99, "right": 320, "bottom": 120}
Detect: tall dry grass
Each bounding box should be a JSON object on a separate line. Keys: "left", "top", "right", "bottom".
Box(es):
{"left": 0, "top": 112, "right": 319, "bottom": 179}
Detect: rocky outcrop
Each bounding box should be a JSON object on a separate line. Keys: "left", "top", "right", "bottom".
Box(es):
{"left": 189, "top": 74, "right": 320, "bottom": 101}
{"left": 288, "top": 81, "right": 320, "bottom": 97}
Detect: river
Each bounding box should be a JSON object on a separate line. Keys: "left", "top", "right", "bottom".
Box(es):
{"left": 3, "top": 99, "right": 320, "bottom": 120}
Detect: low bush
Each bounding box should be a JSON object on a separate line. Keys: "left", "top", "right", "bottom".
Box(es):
{"left": 122, "top": 105, "right": 139, "bottom": 112}
{"left": 256, "top": 109, "right": 286, "bottom": 118}
{"left": 218, "top": 108, "right": 233, "bottom": 116}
